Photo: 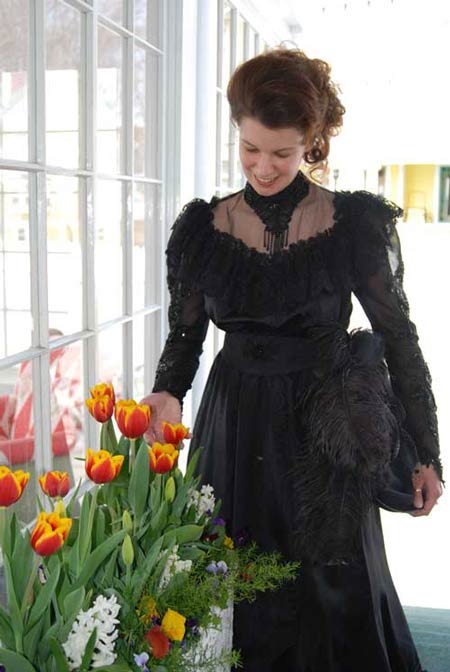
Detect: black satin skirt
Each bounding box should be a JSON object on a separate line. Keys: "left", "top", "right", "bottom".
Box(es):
{"left": 188, "top": 329, "right": 424, "bottom": 672}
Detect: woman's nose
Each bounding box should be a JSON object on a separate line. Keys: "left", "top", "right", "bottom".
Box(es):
{"left": 255, "top": 154, "right": 274, "bottom": 176}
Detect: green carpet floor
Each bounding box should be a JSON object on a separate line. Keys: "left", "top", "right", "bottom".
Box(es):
{"left": 405, "top": 606, "right": 450, "bottom": 672}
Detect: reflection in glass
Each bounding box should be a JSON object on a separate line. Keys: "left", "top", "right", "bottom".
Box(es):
{"left": 0, "top": 0, "right": 28, "bottom": 161}
{"left": 96, "top": 180, "right": 123, "bottom": 323}
{"left": 47, "top": 175, "right": 82, "bottom": 334}
{"left": 98, "top": 0, "right": 123, "bottom": 25}
{"left": 0, "top": 361, "right": 35, "bottom": 522}
{"left": 98, "top": 27, "right": 123, "bottom": 174}
{"left": 0, "top": 171, "right": 31, "bottom": 357}
{"left": 49, "top": 339, "right": 84, "bottom": 487}
{"left": 222, "top": 3, "right": 231, "bottom": 91}
{"left": 98, "top": 323, "right": 123, "bottom": 401}
{"left": 236, "top": 14, "right": 245, "bottom": 66}
{"left": 134, "top": 46, "right": 145, "bottom": 175}
{"left": 133, "top": 182, "right": 160, "bottom": 310}
{"left": 45, "top": 0, "right": 81, "bottom": 168}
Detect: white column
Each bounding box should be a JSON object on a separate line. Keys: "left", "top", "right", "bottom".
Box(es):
{"left": 191, "top": 0, "right": 218, "bottom": 420}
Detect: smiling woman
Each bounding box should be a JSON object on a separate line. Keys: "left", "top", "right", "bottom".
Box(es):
{"left": 143, "top": 46, "right": 443, "bottom": 672}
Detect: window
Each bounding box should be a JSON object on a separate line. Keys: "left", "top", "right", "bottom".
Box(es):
{"left": 0, "top": 0, "right": 164, "bottom": 522}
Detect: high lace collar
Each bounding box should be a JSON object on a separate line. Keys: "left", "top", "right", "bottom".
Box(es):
{"left": 243, "top": 171, "right": 310, "bottom": 254}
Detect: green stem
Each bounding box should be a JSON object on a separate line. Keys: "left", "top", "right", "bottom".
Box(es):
{"left": 0, "top": 506, "right": 8, "bottom": 552}
{"left": 129, "top": 438, "right": 136, "bottom": 472}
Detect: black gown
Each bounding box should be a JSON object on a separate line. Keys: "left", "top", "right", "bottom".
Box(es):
{"left": 152, "top": 173, "right": 441, "bottom": 672}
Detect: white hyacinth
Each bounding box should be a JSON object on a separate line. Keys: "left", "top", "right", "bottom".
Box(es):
{"left": 187, "top": 484, "right": 216, "bottom": 522}
{"left": 63, "top": 594, "right": 120, "bottom": 670}
{"left": 159, "top": 544, "right": 193, "bottom": 590}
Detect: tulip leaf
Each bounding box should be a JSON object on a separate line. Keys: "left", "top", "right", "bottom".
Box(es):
{"left": 94, "top": 505, "right": 106, "bottom": 546}
{"left": 93, "top": 664, "right": 131, "bottom": 672}
{"left": 11, "top": 528, "right": 34, "bottom": 602}
{"left": 175, "top": 524, "right": 204, "bottom": 545}
{"left": 99, "top": 547, "right": 119, "bottom": 589}
{"left": 62, "top": 586, "right": 85, "bottom": 621}
{"left": 79, "top": 488, "right": 99, "bottom": 566}
{"left": 0, "top": 507, "right": 12, "bottom": 557}
{"left": 185, "top": 446, "right": 202, "bottom": 482}
{"left": 3, "top": 553, "right": 24, "bottom": 652}
{"left": 0, "top": 603, "right": 15, "bottom": 649}
{"left": 130, "top": 536, "right": 164, "bottom": 602}
{"left": 49, "top": 637, "right": 70, "bottom": 672}
{"left": 0, "top": 647, "right": 37, "bottom": 672}
{"left": 71, "top": 529, "right": 126, "bottom": 590}
{"left": 65, "top": 478, "right": 82, "bottom": 517}
{"left": 150, "top": 500, "right": 168, "bottom": 534}
{"left": 79, "top": 626, "right": 97, "bottom": 671}
{"left": 128, "top": 442, "right": 150, "bottom": 527}
{"left": 26, "top": 561, "right": 60, "bottom": 632}
{"left": 23, "top": 617, "right": 44, "bottom": 662}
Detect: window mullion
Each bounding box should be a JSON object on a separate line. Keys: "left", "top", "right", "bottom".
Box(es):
{"left": 29, "top": 0, "right": 52, "bottom": 473}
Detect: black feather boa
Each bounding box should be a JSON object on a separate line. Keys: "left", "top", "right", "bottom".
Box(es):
{"left": 292, "top": 325, "right": 418, "bottom": 564}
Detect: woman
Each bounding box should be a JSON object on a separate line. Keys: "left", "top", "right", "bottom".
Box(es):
{"left": 142, "top": 48, "right": 443, "bottom": 671}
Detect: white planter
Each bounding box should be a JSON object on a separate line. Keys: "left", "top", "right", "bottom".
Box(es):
{"left": 184, "top": 600, "right": 234, "bottom": 671}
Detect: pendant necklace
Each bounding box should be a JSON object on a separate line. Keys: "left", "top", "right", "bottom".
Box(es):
{"left": 243, "top": 171, "right": 310, "bottom": 254}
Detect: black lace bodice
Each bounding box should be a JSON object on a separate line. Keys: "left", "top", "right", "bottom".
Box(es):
{"left": 152, "top": 187, "right": 441, "bottom": 478}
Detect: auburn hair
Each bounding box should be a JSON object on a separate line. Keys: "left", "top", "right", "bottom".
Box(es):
{"left": 227, "top": 47, "right": 345, "bottom": 166}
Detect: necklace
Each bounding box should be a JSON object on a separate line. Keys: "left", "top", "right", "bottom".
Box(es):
{"left": 243, "top": 171, "right": 310, "bottom": 254}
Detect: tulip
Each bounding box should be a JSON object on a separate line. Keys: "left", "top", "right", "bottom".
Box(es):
{"left": 114, "top": 399, "right": 151, "bottom": 439}
{"left": 122, "top": 509, "right": 133, "bottom": 532}
{"left": 0, "top": 466, "right": 30, "bottom": 507}
{"left": 162, "top": 422, "right": 190, "bottom": 446}
{"left": 121, "top": 533, "right": 134, "bottom": 567}
{"left": 164, "top": 476, "right": 176, "bottom": 503}
{"left": 30, "top": 511, "right": 72, "bottom": 556}
{"left": 85, "top": 395, "right": 114, "bottom": 423}
{"left": 38, "top": 471, "right": 70, "bottom": 498}
{"left": 85, "top": 448, "right": 124, "bottom": 484}
{"left": 90, "top": 382, "right": 115, "bottom": 403}
{"left": 161, "top": 608, "right": 186, "bottom": 641}
{"left": 148, "top": 443, "right": 179, "bottom": 474}
{"left": 144, "top": 624, "right": 170, "bottom": 659}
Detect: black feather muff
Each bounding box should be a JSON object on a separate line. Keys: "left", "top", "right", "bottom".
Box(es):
{"left": 292, "top": 329, "right": 402, "bottom": 563}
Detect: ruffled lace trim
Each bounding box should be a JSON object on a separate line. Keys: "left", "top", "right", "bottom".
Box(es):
{"left": 165, "top": 193, "right": 352, "bottom": 317}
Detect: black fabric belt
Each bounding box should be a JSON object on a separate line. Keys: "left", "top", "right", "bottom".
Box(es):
{"left": 222, "top": 332, "right": 319, "bottom": 375}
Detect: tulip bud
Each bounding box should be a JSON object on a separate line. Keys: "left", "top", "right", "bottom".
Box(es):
{"left": 122, "top": 509, "right": 133, "bottom": 532}
{"left": 121, "top": 533, "right": 134, "bottom": 567}
{"left": 165, "top": 476, "right": 176, "bottom": 503}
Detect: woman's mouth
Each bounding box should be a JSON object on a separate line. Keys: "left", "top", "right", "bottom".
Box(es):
{"left": 254, "top": 175, "right": 278, "bottom": 188}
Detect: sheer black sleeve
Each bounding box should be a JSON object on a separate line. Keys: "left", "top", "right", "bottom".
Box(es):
{"left": 349, "top": 191, "right": 442, "bottom": 479}
{"left": 152, "top": 200, "right": 210, "bottom": 405}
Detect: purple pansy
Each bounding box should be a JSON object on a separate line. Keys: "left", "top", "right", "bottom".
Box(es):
{"left": 133, "top": 651, "right": 150, "bottom": 671}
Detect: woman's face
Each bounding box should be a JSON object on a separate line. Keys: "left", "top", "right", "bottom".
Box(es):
{"left": 238, "top": 117, "right": 307, "bottom": 196}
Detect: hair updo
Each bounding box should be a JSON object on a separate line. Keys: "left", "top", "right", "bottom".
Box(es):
{"left": 227, "top": 47, "right": 345, "bottom": 166}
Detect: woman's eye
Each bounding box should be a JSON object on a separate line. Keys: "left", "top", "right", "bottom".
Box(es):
{"left": 276, "top": 153, "right": 290, "bottom": 159}
{"left": 246, "top": 148, "right": 258, "bottom": 153}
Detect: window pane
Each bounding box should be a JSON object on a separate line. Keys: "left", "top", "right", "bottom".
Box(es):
{"left": 0, "top": 0, "right": 28, "bottom": 161}
{"left": 46, "top": 0, "right": 81, "bottom": 168}
{"left": 50, "top": 340, "right": 85, "bottom": 488}
{"left": 96, "top": 180, "right": 123, "bottom": 323}
{"left": 133, "top": 314, "right": 145, "bottom": 400}
{"left": 220, "top": 96, "right": 230, "bottom": 189}
{"left": 0, "top": 361, "right": 36, "bottom": 523}
{"left": 47, "top": 175, "right": 82, "bottom": 334}
{"left": 98, "top": 324, "right": 123, "bottom": 400}
{"left": 98, "top": 27, "right": 123, "bottom": 174}
{"left": 222, "top": 3, "right": 231, "bottom": 86}
{"left": 98, "top": 0, "right": 123, "bottom": 25}
{"left": 147, "top": 0, "right": 161, "bottom": 48}
{"left": 134, "top": 182, "right": 160, "bottom": 310}
{"left": 134, "top": 46, "right": 145, "bottom": 176}
{"left": 236, "top": 14, "right": 245, "bottom": 66}
{"left": 0, "top": 171, "right": 31, "bottom": 357}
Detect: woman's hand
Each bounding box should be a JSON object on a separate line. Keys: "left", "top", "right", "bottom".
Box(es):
{"left": 410, "top": 464, "right": 443, "bottom": 516}
{"left": 140, "top": 391, "right": 183, "bottom": 445}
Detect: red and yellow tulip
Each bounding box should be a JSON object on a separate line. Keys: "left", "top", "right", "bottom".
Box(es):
{"left": 0, "top": 466, "right": 30, "bottom": 507}
{"left": 39, "top": 471, "right": 70, "bottom": 498}
{"left": 30, "top": 511, "right": 72, "bottom": 556}
{"left": 85, "top": 448, "right": 124, "bottom": 484}
{"left": 148, "top": 443, "right": 179, "bottom": 474}
{"left": 114, "top": 399, "right": 150, "bottom": 439}
{"left": 144, "top": 625, "right": 170, "bottom": 659}
{"left": 162, "top": 422, "right": 190, "bottom": 446}
{"left": 85, "top": 395, "right": 114, "bottom": 423}
{"left": 90, "top": 382, "right": 115, "bottom": 403}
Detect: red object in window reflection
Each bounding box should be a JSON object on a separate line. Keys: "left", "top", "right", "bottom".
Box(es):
{"left": 0, "top": 345, "right": 82, "bottom": 465}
